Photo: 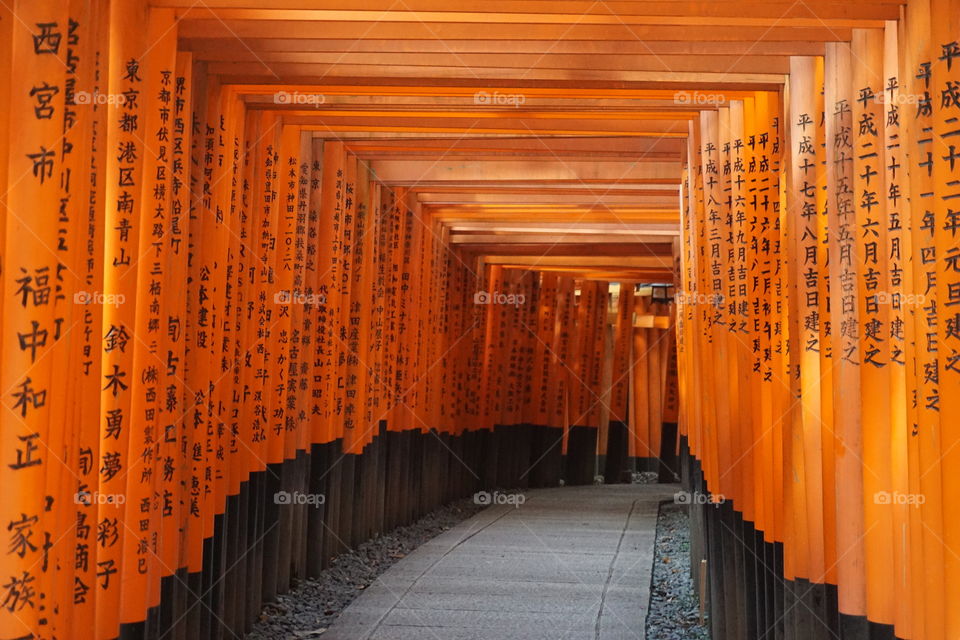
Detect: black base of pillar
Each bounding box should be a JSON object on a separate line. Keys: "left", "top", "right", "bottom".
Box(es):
{"left": 657, "top": 421, "right": 679, "bottom": 482}
{"left": 603, "top": 420, "right": 628, "bottom": 483}
{"left": 528, "top": 425, "right": 563, "bottom": 488}
{"left": 115, "top": 421, "right": 610, "bottom": 637}
{"left": 678, "top": 438, "right": 885, "bottom": 640}
{"left": 563, "top": 425, "right": 597, "bottom": 485}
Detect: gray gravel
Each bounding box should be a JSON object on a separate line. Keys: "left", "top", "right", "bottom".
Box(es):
{"left": 247, "top": 498, "right": 486, "bottom": 639}
{"left": 247, "top": 484, "right": 702, "bottom": 640}
{"left": 646, "top": 502, "right": 711, "bottom": 640}
{"left": 634, "top": 471, "right": 660, "bottom": 484}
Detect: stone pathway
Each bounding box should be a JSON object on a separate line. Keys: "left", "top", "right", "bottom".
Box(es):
{"left": 323, "top": 484, "right": 678, "bottom": 640}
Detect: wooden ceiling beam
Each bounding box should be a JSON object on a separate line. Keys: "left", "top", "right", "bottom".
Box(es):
{"left": 427, "top": 209, "right": 680, "bottom": 220}
{"left": 464, "top": 248, "right": 674, "bottom": 261}
{"left": 177, "top": 20, "right": 855, "bottom": 44}
{"left": 417, "top": 193, "right": 679, "bottom": 205}
{"left": 209, "top": 62, "right": 785, "bottom": 86}
{"left": 341, "top": 137, "right": 685, "bottom": 160}
{"left": 483, "top": 255, "right": 675, "bottom": 268}
{"left": 243, "top": 94, "right": 714, "bottom": 109}
{"left": 416, "top": 186, "right": 681, "bottom": 197}
{"left": 493, "top": 265, "right": 673, "bottom": 280}
{"left": 171, "top": 7, "right": 885, "bottom": 28}
{"left": 293, "top": 124, "right": 689, "bottom": 136}
{"left": 445, "top": 222, "right": 680, "bottom": 233}
{"left": 351, "top": 151, "right": 683, "bottom": 161}
{"left": 448, "top": 234, "right": 677, "bottom": 246}
{"left": 308, "top": 131, "right": 654, "bottom": 139}
{"left": 497, "top": 267, "right": 673, "bottom": 282}
{"left": 225, "top": 84, "right": 769, "bottom": 100}
{"left": 412, "top": 182, "right": 683, "bottom": 191}
{"left": 371, "top": 159, "right": 682, "bottom": 183}
{"left": 410, "top": 181, "right": 683, "bottom": 190}
{"left": 221, "top": 76, "right": 783, "bottom": 92}
{"left": 154, "top": 0, "right": 901, "bottom": 20}
{"left": 183, "top": 37, "right": 828, "bottom": 57}
{"left": 272, "top": 108, "right": 696, "bottom": 120}
{"left": 193, "top": 51, "right": 792, "bottom": 75}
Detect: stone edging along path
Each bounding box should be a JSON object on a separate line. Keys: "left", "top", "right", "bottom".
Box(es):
{"left": 249, "top": 484, "right": 702, "bottom": 640}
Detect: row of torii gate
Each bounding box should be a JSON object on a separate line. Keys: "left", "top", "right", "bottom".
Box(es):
{"left": 0, "top": 1, "right": 958, "bottom": 640}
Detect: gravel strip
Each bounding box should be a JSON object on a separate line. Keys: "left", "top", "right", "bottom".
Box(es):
{"left": 247, "top": 498, "right": 486, "bottom": 639}
{"left": 646, "top": 502, "right": 710, "bottom": 640}
{"left": 633, "top": 471, "right": 660, "bottom": 484}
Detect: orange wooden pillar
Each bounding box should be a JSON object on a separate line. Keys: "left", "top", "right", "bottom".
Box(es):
{"left": 699, "top": 108, "right": 728, "bottom": 506}
{"left": 96, "top": 3, "right": 152, "bottom": 636}
{"left": 377, "top": 186, "right": 402, "bottom": 438}
{"left": 532, "top": 273, "right": 558, "bottom": 429}
{"left": 275, "top": 124, "right": 305, "bottom": 463}
{"left": 339, "top": 153, "right": 365, "bottom": 455}
{"left": 317, "top": 140, "right": 345, "bottom": 449}
{"left": 550, "top": 277, "right": 574, "bottom": 461}
{"left": 901, "top": 2, "right": 945, "bottom": 637}
{"left": 271, "top": 122, "right": 304, "bottom": 592}
{"left": 851, "top": 28, "right": 897, "bottom": 630}
{"left": 527, "top": 272, "right": 561, "bottom": 485}
{"left": 153, "top": 49, "right": 193, "bottom": 633}
{"left": 565, "top": 279, "right": 599, "bottom": 484}
{"left": 604, "top": 283, "right": 633, "bottom": 482}
{"left": 785, "top": 53, "right": 826, "bottom": 614}
{"left": 69, "top": 5, "right": 110, "bottom": 635}
{"left": 588, "top": 281, "right": 609, "bottom": 434}
{"left": 930, "top": 1, "right": 960, "bottom": 637}
{"left": 724, "top": 99, "right": 754, "bottom": 532}
{"left": 760, "top": 92, "right": 777, "bottom": 551}
{"left": 631, "top": 296, "right": 652, "bottom": 466}
{"left": 478, "top": 264, "right": 504, "bottom": 434}
{"left": 646, "top": 298, "right": 664, "bottom": 474}
{"left": 881, "top": 19, "right": 917, "bottom": 640}
{"left": 823, "top": 40, "right": 871, "bottom": 636}
{"left": 116, "top": 9, "right": 179, "bottom": 630}
{"left": 0, "top": 4, "right": 68, "bottom": 640}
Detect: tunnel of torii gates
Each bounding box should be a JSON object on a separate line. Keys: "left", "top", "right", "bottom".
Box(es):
{"left": 1, "top": 0, "right": 960, "bottom": 639}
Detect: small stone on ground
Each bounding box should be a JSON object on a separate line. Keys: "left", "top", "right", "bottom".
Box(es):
{"left": 247, "top": 498, "right": 486, "bottom": 639}
{"left": 646, "top": 502, "right": 710, "bottom": 640}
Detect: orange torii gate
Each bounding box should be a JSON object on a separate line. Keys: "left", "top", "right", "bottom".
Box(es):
{"left": 1, "top": 1, "right": 959, "bottom": 640}
{"left": 674, "top": 3, "right": 960, "bottom": 640}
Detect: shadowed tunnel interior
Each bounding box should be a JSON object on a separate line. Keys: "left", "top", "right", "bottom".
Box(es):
{"left": 0, "top": 1, "right": 958, "bottom": 639}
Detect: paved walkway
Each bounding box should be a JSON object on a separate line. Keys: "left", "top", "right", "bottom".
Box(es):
{"left": 323, "top": 484, "right": 678, "bottom": 640}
